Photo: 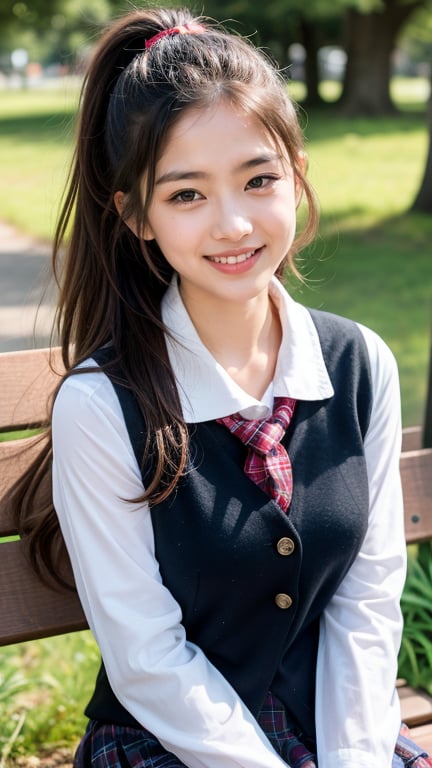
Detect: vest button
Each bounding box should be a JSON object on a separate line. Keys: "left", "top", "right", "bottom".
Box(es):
{"left": 275, "top": 593, "right": 293, "bottom": 610}
{"left": 276, "top": 537, "right": 295, "bottom": 556}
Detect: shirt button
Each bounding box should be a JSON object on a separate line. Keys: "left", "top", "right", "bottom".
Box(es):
{"left": 277, "top": 537, "right": 295, "bottom": 556}
{"left": 275, "top": 593, "right": 293, "bottom": 610}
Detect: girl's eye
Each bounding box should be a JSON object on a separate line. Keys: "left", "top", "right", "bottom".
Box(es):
{"left": 171, "top": 189, "right": 202, "bottom": 204}
{"left": 246, "top": 175, "right": 278, "bottom": 190}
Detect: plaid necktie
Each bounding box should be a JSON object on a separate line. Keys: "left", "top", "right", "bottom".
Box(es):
{"left": 217, "top": 396, "right": 296, "bottom": 513}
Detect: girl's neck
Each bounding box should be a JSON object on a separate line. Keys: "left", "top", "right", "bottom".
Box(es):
{"left": 180, "top": 287, "right": 282, "bottom": 400}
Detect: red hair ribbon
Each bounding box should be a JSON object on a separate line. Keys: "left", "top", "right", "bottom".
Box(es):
{"left": 145, "top": 24, "right": 206, "bottom": 50}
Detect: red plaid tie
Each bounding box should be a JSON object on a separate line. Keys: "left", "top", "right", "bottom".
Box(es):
{"left": 217, "top": 397, "right": 296, "bottom": 513}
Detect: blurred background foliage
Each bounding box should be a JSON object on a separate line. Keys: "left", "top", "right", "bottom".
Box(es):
{"left": 1, "top": 0, "right": 431, "bottom": 205}
{"left": 0, "top": 0, "right": 431, "bottom": 114}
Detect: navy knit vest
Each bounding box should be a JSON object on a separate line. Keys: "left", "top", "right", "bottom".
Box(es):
{"left": 85, "top": 308, "right": 373, "bottom": 746}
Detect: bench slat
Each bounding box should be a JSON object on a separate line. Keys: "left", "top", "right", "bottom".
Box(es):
{"left": 0, "top": 433, "right": 49, "bottom": 535}
{"left": 0, "top": 538, "right": 87, "bottom": 644}
{"left": 0, "top": 347, "right": 63, "bottom": 429}
{"left": 399, "top": 683, "right": 432, "bottom": 727}
{"left": 402, "top": 426, "right": 423, "bottom": 453}
{"left": 408, "top": 723, "right": 432, "bottom": 756}
{"left": 401, "top": 449, "right": 432, "bottom": 544}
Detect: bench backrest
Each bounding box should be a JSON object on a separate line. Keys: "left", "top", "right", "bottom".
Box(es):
{"left": 0, "top": 347, "right": 432, "bottom": 647}
{"left": 0, "top": 348, "right": 87, "bottom": 645}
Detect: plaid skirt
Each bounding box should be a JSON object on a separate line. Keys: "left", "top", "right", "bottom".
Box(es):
{"left": 73, "top": 692, "right": 432, "bottom": 768}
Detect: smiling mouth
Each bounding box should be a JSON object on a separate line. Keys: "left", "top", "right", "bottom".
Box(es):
{"left": 207, "top": 248, "right": 259, "bottom": 265}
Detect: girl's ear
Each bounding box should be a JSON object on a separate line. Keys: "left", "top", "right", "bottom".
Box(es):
{"left": 113, "top": 191, "right": 155, "bottom": 240}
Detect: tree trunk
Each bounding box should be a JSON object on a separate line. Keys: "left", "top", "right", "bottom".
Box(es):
{"left": 339, "top": 0, "right": 424, "bottom": 116}
{"left": 411, "top": 76, "right": 432, "bottom": 213}
{"left": 299, "top": 19, "right": 323, "bottom": 108}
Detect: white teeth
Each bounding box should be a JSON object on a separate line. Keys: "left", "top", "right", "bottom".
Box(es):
{"left": 210, "top": 249, "right": 256, "bottom": 264}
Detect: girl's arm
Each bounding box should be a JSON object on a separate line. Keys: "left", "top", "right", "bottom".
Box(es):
{"left": 315, "top": 326, "right": 406, "bottom": 768}
{"left": 52, "top": 365, "right": 287, "bottom": 768}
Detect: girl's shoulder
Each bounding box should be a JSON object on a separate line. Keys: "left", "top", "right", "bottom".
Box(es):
{"left": 53, "top": 356, "right": 122, "bottom": 427}
{"left": 354, "top": 321, "right": 399, "bottom": 386}
{"left": 307, "top": 306, "right": 397, "bottom": 380}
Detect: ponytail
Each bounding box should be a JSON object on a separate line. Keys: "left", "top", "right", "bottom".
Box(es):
{"left": 12, "top": 7, "right": 319, "bottom": 584}
{"left": 14, "top": 9, "right": 199, "bottom": 583}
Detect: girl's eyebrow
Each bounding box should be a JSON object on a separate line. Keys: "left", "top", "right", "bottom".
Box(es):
{"left": 155, "top": 153, "right": 282, "bottom": 186}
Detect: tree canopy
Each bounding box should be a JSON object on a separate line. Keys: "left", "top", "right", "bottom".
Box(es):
{"left": 1, "top": 0, "right": 431, "bottom": 209}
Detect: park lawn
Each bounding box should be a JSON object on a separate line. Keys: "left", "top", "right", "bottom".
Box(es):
{"left": 0, "top": 81, "right": 431, "bottom": 425}
{"left": 0, "top": 84, "right": 79, "bottom": 241}
{"left": 289, "top": 109, "right": 432, "bottom": 426}
{"left": 0, "top": 78, "right": 432, "bottom": 761}
{"left": 0, "top": 630, "right": 99, "bottom": 763}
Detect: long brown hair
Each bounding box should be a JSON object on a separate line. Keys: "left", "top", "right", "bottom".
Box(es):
{"left": 13, "top": 7, "right": 319, "bottom": 583}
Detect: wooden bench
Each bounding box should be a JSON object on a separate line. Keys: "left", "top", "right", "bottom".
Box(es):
{"left": 0, "top": 348, "right": 87, "bottom": 644}
{"left": 399, "top": 422, "right": 432, "bottom": 753}
{"left": 1, "top": 347, "right": 432, "bottom": 749}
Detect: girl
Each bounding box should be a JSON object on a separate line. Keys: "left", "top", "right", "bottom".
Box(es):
{"left": 13, "top": 7, "right": 431, "bottom": 768}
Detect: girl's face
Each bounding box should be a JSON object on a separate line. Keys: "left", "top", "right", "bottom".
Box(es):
{"left": 143, "top": 100, "right": 301, "bottom": 312}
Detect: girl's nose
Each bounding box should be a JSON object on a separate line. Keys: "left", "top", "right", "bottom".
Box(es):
{"left": 211, "top": 200, "right": 253, "bottom": 241}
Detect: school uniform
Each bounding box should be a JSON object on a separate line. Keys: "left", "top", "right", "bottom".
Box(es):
{"left": 52, "top": 276, "right": 408, "bottom": 768}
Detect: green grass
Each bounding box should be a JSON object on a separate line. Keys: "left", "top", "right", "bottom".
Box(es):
{"left": 0, "top": 429, "right": 45, "bottom": 442}
{"left": 0, "top": 83, "right": 79, "bottom": 240}
{"left": 399, "top": 548, "right": 432, "bottom": 695}
{"left": 289, "top": 75, "right": 431, "bottom": 108}
{"left": 0, "top": 77, "right": 432, "bottom": 762}
{"left": 286, "top": 77, "right": 432, "bottom": 426}
{"left": 0, "top": 631, "right": 99, "bottom": 762}
{"left": 288, "top": 108, "right": 432, "bottom": 426}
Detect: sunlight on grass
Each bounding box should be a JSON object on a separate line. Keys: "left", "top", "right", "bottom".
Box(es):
{"left": 0, "top": 82, "right": 79, "bottom": 239}
{"left": 0, "top": 82, "right": 80, "bottom": 117}
{"left": 391, "top": 76, "right": 431, "bottom": 106}
{"left": 305, "top": 121, "right": 428, "bottom": 226}
{"left": 288, "top": 75, "right": 430, "bottom": 108}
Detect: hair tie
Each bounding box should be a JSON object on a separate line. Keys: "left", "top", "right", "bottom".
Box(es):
{"left": 145, "top": 24, "right": 206, "bottom": 50}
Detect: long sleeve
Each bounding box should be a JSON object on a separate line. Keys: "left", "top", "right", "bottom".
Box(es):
{"left": 52, "top": 365, "right": 287, "bottom": 768}
{"left": 315, "top": 326, "right": 406, "bottom": 768}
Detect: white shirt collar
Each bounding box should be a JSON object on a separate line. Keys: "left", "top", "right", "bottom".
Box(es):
{"left": 161, "top": 276, "right": 334, "bottom": 423}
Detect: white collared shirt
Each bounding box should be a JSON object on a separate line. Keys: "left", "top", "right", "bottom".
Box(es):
{"left": 52, "top": 277, "right": 405, "bottom": 768}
